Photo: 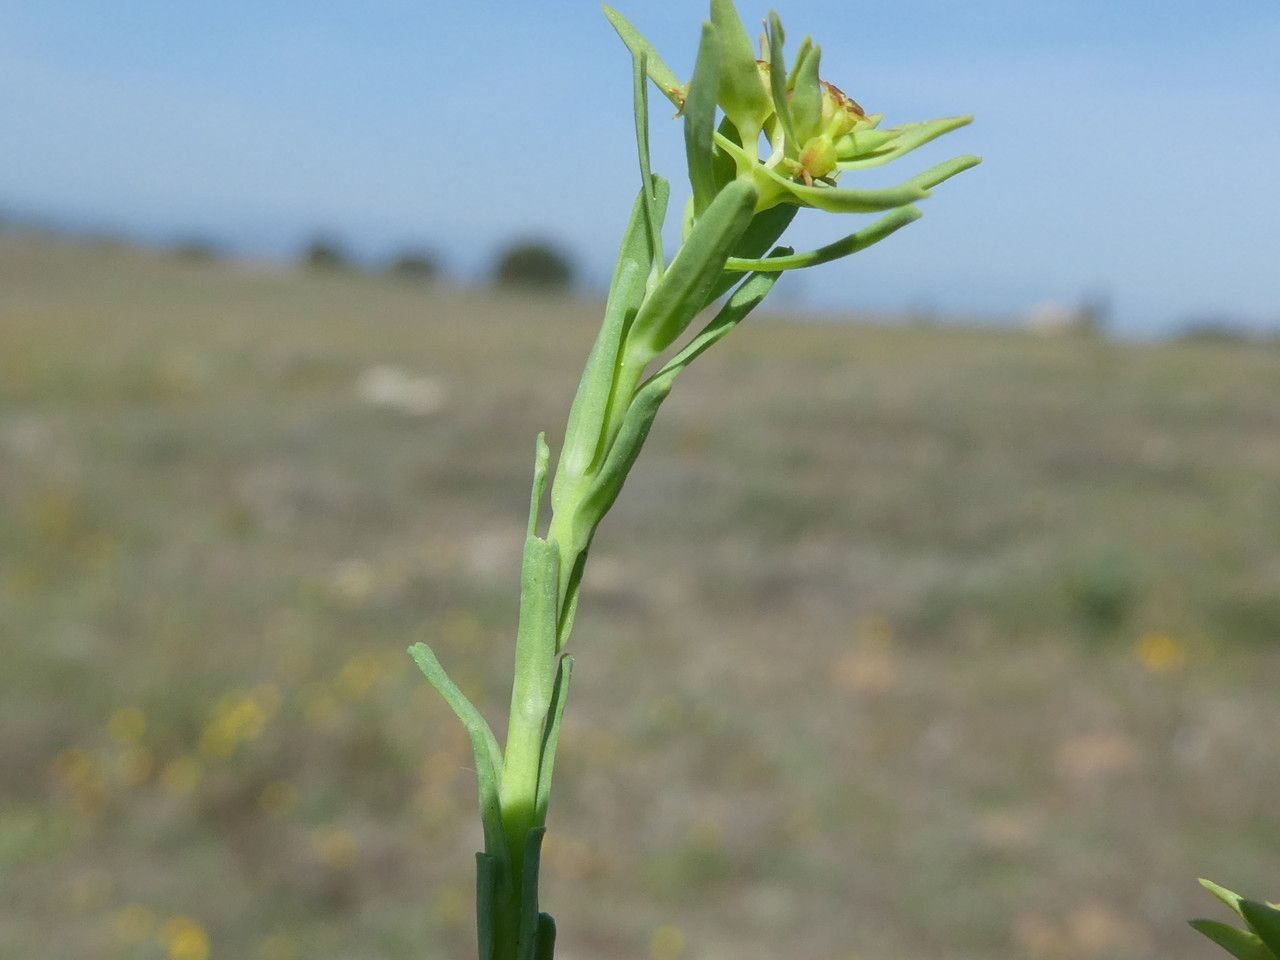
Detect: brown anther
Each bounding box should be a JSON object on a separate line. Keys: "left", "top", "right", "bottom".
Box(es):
{"left": 821, "top": 80, "right": 865, "bottom": 118}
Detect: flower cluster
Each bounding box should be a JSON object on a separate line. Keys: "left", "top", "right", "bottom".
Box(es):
{"left": 606, "top": 0, "right": 977, "bottom": 217}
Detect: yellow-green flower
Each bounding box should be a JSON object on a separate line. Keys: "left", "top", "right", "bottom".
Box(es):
{"left": 606, "top": 1, "right": 977, "bottom": 220}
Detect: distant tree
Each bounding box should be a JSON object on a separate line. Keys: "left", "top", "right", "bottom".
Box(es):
{"left": 492, "top": 240, "right": 574, "bottom": 292}
{"left": 86, "top": 233, "right": 131, "bottom": 252}
{"left": 1176, "top": 315, "right": 1252, "bottom": 344}
{"left": 302, "top": 236, "right": 352, "bottom": 271}
{"left": 387, "top": 249, "right": 440, "bottom": 282}
{"left": 1077, "top": 289, "right": 1112, "bottom": 336}
{"left": 172, "top": 237, "right": 221, "bottom": 261}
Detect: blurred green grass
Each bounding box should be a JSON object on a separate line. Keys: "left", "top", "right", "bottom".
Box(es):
{"left": 1, "top": 232, "right": 1277, "bottom": 960}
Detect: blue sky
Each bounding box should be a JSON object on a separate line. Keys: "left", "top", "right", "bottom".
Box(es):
{"left": 2, "top": 0, "right": 1278, "bottom": 333}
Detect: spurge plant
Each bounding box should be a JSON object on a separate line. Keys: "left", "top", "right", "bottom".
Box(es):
{"left": 409, "top": 2, "right": 978, "bottom": 956}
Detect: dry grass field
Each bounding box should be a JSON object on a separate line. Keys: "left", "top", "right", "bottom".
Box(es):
{"left": 1, "top": 231, "right": 1278, "bottom": 960}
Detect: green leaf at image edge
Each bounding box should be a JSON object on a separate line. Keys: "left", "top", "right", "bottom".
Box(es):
{"left": 1190, "top": 920, "right": 1275, "bottom": 960}
{"left": 1241, "top": 901, "right": 1280, "bottom": 956}
{"left": 535, "top": 913, "right": 557, "bottom": 960}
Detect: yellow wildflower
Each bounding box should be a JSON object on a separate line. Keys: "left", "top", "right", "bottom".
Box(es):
{"left": 161, "top": 916, "right": 210, "bottom": 960}
{"left": 1135, "top": 632, "right": 1187, "bottom": 673}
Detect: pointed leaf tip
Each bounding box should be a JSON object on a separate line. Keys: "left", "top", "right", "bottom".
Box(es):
{"left": 767, "top": 10, "right": 785, "bottom": 46}
{"left": 603, "top": 5, "right": 684, "bottom": 107}
{"left": 1202, "top": 879, "right": 1249, "bottom": 919}
{"left": 684, "top": 21, "right": 724, "bottom": 216}
{"left": 724, "top": 205, "right": 922, "bottom": 272}
{"left": 710, "top": 0, "right": 771, "bottom": 140}
{"left": 789, "top": 42, "right": 823, "bottom": 144}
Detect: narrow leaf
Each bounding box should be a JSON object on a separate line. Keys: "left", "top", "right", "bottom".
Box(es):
{"left": 834, "top": 126, "right": 897, "bottom": 158}
{"left": 903, "top": 154, "right": 982, "bottom": 191}
{"left": 553, "top": 178, "right": 668, "bottom": 500}
{"left": 631, "top": 178, "right": 757, "bottom": 354}
{"left": 757, "top": 161, "right": 928, "bottom": 213}
{"left": 1190, "top": 920, "right": 1274, "bottom": 960}
{"left": 789, "top": 43, "right": 823, "bottom": 144}
{"left": 837, "top": 115, "right": 974, "bottom": 170}
{"left": 535, "top": 656, "right": 574, "bottom": 825}
{"left": 578, "top": 382, "right": 669, "bottom": 530}
{"left": 602, "top": 6, "right": 684, "bottom": 106}
{"left": 408, "top": 643, "right": 508, "bottom": 875}
{"left": 724, "top": 205, "right": 922, "bottom": 271}
{"left": 507, "top": 538, "right": 560, "bottom": 734}
{"left": 653, "top": 258, "right": 786, "bottom": 380}
{"left": 580, "top": 259, "right": 785, "bottom": 526}
{"left": 632, "top": 52, "right": 663, "bottom": 267}
{"left": 501, "top": 534, "right": 561, "bottom": 858}
{"left": 685, "top": 23, "right": 722, "bottom": 216}
{"left": 767, "top": 11, "right": 784, "bottom": 49}
{"left": 555, "top": 551, "right": 587, "bottom": 652}
{"left": 785, "top": 36, "right": 812, "bottom": 90}
{"left": 766, "top": 13, "right": 797, "bottom": 154}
